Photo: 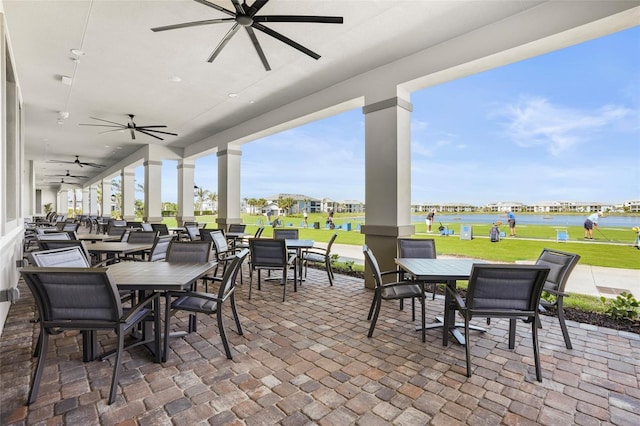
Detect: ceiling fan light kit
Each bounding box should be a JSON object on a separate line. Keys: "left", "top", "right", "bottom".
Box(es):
{"left": 151, "top": 0, "right": 343, "bottom": 71}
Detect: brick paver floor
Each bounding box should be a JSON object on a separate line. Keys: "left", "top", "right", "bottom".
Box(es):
{"left": 1, "top": 267, "right": 639, "bottom": 425}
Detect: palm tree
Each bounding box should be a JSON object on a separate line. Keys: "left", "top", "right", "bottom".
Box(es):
{"left": 195, "top": 187, "right": 209, "bottom": 213}
{"left": 206, "top": 191, "right": 218, "bottom": 213}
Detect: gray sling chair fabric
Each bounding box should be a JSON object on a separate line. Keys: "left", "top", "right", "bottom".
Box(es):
{"left": 19, "top": 267, "right": 159, "bottom": 405}
{"left": 35, "top": 232, "right": 71, "bottom": 241}
{"left": 150, "top": 223, "right": 170, "bottom": 236}
{"left": 35, "top": 240, "right": 93, "bottom": 265}
{"left": 446, "top": 264, "right": 550, "bottom": 381}
{"left": 535, "top": 248, "right": 581, "bottom": 349}
{"left": 184, "top": 224, "right": 200, "bottom": 241}
{"left": 227, "top": 224, "right": 246, "bottom": 233}
{"left": 209, "top": 230, "right": 242, "bottom": 287}
{"left": 249, "top": 239, "right": 298, "bottom": 302}
{"left": 302, "top": 233, "right": 337, "bottom": 286}
{"left": 164, "top": 249, "right": 249, "bottom": 360}
{"left": 273, "top": 228, "right": 299, "bottom": 240}
{"left": 235, "top": 226, "right": 264, "bottom": 250}
{"left": 397, "top": 238, "right": 441, "bottom": 300}
{"left": 125, "top": 231, "right": 159, "bottom": 260}
{"left": 363, "top": 244, "right": 426, "bottom": 342}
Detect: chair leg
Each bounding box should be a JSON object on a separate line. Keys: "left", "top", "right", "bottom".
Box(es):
{"left": 27, "top": 330, "right": 49, "bottom": 405}
{"left": 421, "top": 294, "right": 426, "bottom": 343}
{"left": 325, "top": 258, "right": 334, "bottom": 286}
{"left": 368, "top": 292, "right": 382, "bottom": 338}
{"left": 411, "top": 297, "right": 416, "bottom": 322}
{"left": 531, "top": 316, "right": 542, "bottom": 382}
{"left": 556, "top": 298, "right": 573, "bottom": 349}
{"left": 282, "top": 266, "right": 287, "bottom": 302}
{"left": 217, "top": 302, "right": 233, "bottom": 359}
{"left": 508, "top": 319, "right": 516, "bottom": 349}
{"left": 108, "top": 328, "right": 124, "bottom": 404}
{"left": 367, "top": 293, "right": 378, "bottom": 320}
{"left": 230, "top": 294, "right": 243, "bottom": 335}
{"left": 432, "top": 283, "right": 437, "bottom": 300}
{"left": 464, "top": 317, "right": 472, "bottom": 377}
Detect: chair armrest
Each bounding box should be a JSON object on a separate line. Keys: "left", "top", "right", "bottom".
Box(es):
{"left": 122, "top": 292, "right": 158, "bottom": 322}
{"left": 381, "top": 269, "right": 403, "bottom": 277}
{"left": 287, "top": 254, "right": 298, "bottom": 267}
{"left": 167, "top": 290, "right": 222, "bottom": 303}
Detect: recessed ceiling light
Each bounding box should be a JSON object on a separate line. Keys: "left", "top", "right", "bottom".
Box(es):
{"left": 169, "top": 76, "right": 182, "bottom": 82}
{"left": 70, "top": 49, "right": 86, "bottom": 56}
{"left": 60, "top": 75, "right": 72, "bottom": 85}
{"left": 104, "top": 145, "right": 110, "bottom": 148}
{"left": 228, "top": 93, "right": 238, "bottom": 98}
{"left": 57, "top": 120, "right": 64, "bottom": 125}
{"left": 249, "top": 100, "right": 255, "bottom": 104}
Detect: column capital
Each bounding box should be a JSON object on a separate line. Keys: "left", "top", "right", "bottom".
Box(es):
{"left": 363, "top": 96, "right": 413, "bottom": 114}
{"left": 143, "top": 160, "right": 163, "bottom": 167}
{"left": 217, "top": 148, "right": 242, "bottom": 157}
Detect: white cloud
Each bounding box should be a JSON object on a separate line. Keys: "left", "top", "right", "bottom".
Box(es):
{"left": 499, "top": 96, "right": 632, "bottom": 156}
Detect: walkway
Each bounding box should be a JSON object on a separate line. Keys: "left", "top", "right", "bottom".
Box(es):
{"left": 1, "top": 267, "right": 639, "bottom": 425}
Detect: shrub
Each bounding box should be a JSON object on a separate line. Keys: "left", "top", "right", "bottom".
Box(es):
{"left": 601, "top": 292, "right": 640, "bottom": 321}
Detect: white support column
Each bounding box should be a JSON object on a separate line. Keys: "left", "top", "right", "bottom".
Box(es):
{"left": 176, "top": 160, "right": 196, "bottom": 226}
{"left": 101, "top": 180, "right": 112, "bottom": 218}
{"left": 57, "top": 190, "right": 67, "bottom": 217}
{"left": 216, "top": 148, "right": 242, "bottom": 230}
{"left": 143, "top": 160, "right": 163, "bottom": 223}
{"left": 22, "top": 160, "right": 35, "bottom": 218}
{"left": 90, "top": 185, "right": 99, "bottom": 216}
{"left": 360, "top": 93, "right": 415, "bottom": 288}
{"left": 121, "top": 169, "right": 136, "bottom": 221}
{"left": 82, "top": 187, "right": 90, "bottom": 217}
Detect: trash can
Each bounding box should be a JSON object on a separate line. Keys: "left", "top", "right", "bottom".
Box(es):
{"left": 343, "top": 223, "right": 351, "bottom": 231}
{"left": 460, "top": 224, "right": 472, "bottom": 240}
{"left": 313, "top": 222, "right": 320, "bottom": 229}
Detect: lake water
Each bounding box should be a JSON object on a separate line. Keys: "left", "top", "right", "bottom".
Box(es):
{"left": 412, "top": 214, "right": 640, "bottom": 228}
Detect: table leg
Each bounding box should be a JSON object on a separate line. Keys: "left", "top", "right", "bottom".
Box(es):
{"left": 82, "top": 330, "right": 97, "bottom": 362}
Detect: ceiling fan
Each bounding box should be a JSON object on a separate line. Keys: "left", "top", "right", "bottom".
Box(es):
{"left": 45, "top": 170, "right": 89, "bottom": 179}
{"left": 80, "top": 114, "right": 178, "bottom": 141}
{"left": 47, "top": 155, "right": 105, "bottom": 168}
{"left": 46, "top": 178, "right": 80, "bottom": 185}
{"left": 151, "top": 0, "right": 343, "bottom": 71}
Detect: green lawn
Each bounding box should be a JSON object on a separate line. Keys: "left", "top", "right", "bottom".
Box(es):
{"left": 167, "top": 213, "right": 640, "bottom": 270}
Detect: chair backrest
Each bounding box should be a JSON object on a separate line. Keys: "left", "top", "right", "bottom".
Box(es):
{"left": 36, "top": 232, "right": 71, "bottom": 241}
{"left": 397, "top": 238, "right": 436, "bottom": 259}
{"left": 109, "top": 219, "right": 127, "bottom": 227}
{"left": 35, "top": 241, "right": 92, "bottom": 264}
{"left": 141, "top": 223, "right": 154, "bottom": 232}
{"left": 126, "top": 231, "right": 158, "bottom": 244}
{"left": 249, "top": 239, "right": 287, "bottom": 267}
{"left": 166, "top": 241, "right": 212, "bottom": 263}
{"left": 20, "top": 267, "right": 122, "bottom": 323}
{"left": 184, "top": 221, "right": 199, "bottom": 227}
{"left": 535, "top": 248, "right": 581, "bottom": 293}
{"left": 107, "top": 226, "right": 128, "bottom": 237}
{"left": 465, "top": 264, "right": 550, "bottom": 317}
{"left": 185, "top": 224, "right": 200, "bottom": 241}
{"left": 362, "top": 245, "right": 383, "bottom": 289}
{"left": 228, "top": 224, "right": 246, "bottom": 233}
{"left": 254, "top": 227, "right": 265, "bottom": 239}
{"left": 150, "top": 223, "right": 169, "bottom": 236}
{"left": 200, "top": 230, "right": 214, "bottom": 242}
{"left": 148, "top": 234, "right": 174, "bottom": 262}
{"left": 326, "top": 233, "right": 338, "bottom": 253}
{"left": 29, "top": 246, "right": 91, "bottom": 268}
{"left": 218, "top": 249, "right": 249, "bottom": 300}
{"left": 210, "top": 230, "right": 230, "bottom": 254}
{"left": 273, "top": 229, "right": 299, "bottom": 240}
{"left": 62, "top": 223, "right": 80, "bottom": 232}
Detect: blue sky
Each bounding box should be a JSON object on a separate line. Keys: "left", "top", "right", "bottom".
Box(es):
{"left": 144, "top": 26, "right": 639, "bottom": 206}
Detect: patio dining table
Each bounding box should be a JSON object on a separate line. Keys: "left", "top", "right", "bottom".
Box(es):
{"left": 81, "top": 260, "right": 218, "bottom": 363}
{"left": 394, "top": 258, "right": 487, "bottom": 345}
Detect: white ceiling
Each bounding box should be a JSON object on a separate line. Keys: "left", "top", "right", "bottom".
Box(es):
{"left": 3, "top": 0, "right": 638, "bottom": 190}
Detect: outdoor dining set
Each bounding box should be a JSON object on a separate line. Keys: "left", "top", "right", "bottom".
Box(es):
{"left": 18, "top": 215, "right": 581, "bottom": 407}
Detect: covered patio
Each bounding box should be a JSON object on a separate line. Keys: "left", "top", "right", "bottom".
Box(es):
{"left": 2, "top": 267, "right": 639, "bottom": 425}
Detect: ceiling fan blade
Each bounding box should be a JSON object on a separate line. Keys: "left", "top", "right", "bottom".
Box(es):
{"left": 193, "top": 0, "right": 236, "bottom": 17}
{"left": 253, "top": 23, "right": 321, "bottom": 60}
{"left": 247, "top": 0, "right": 269, "bottom": 16}
{"left": 136, "top": 129, "right": 165, "bottom": 141}
{"left": 139, "top": 129, "right": 178, "bottom": 136}
{"left": 151, "top": 18, "right": 233, "bottom": 32}
{"left": 207, "top": 23, "right": 241, "bottom": 62}
{"left": 98, "top": 128, "right": 126, "bottom": 135}
{"left": 86, "top": 116, "right": 126, "bottom": 126}
{"left": 254, "top": 16, "right": 343, "bottom": 24}
{"left": 230, "top": 0, "right": 245, "bottom": 15}
{"left": 130, "top": 129, "right": 136, "bottom": 140}
{"left": 80, "top": 163, "right": 105, "bottom": 168}
{"left": 135, "top": 125, "right": 168, "bottom": 129}
{"left": 245, "top": 27, "right": 271, "bottom": 71}
{"left": 47, "top": 160, "right": 75, "bottom": 164}
{"left": 80, "top": 124, "right": 124, "bottom": 128}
